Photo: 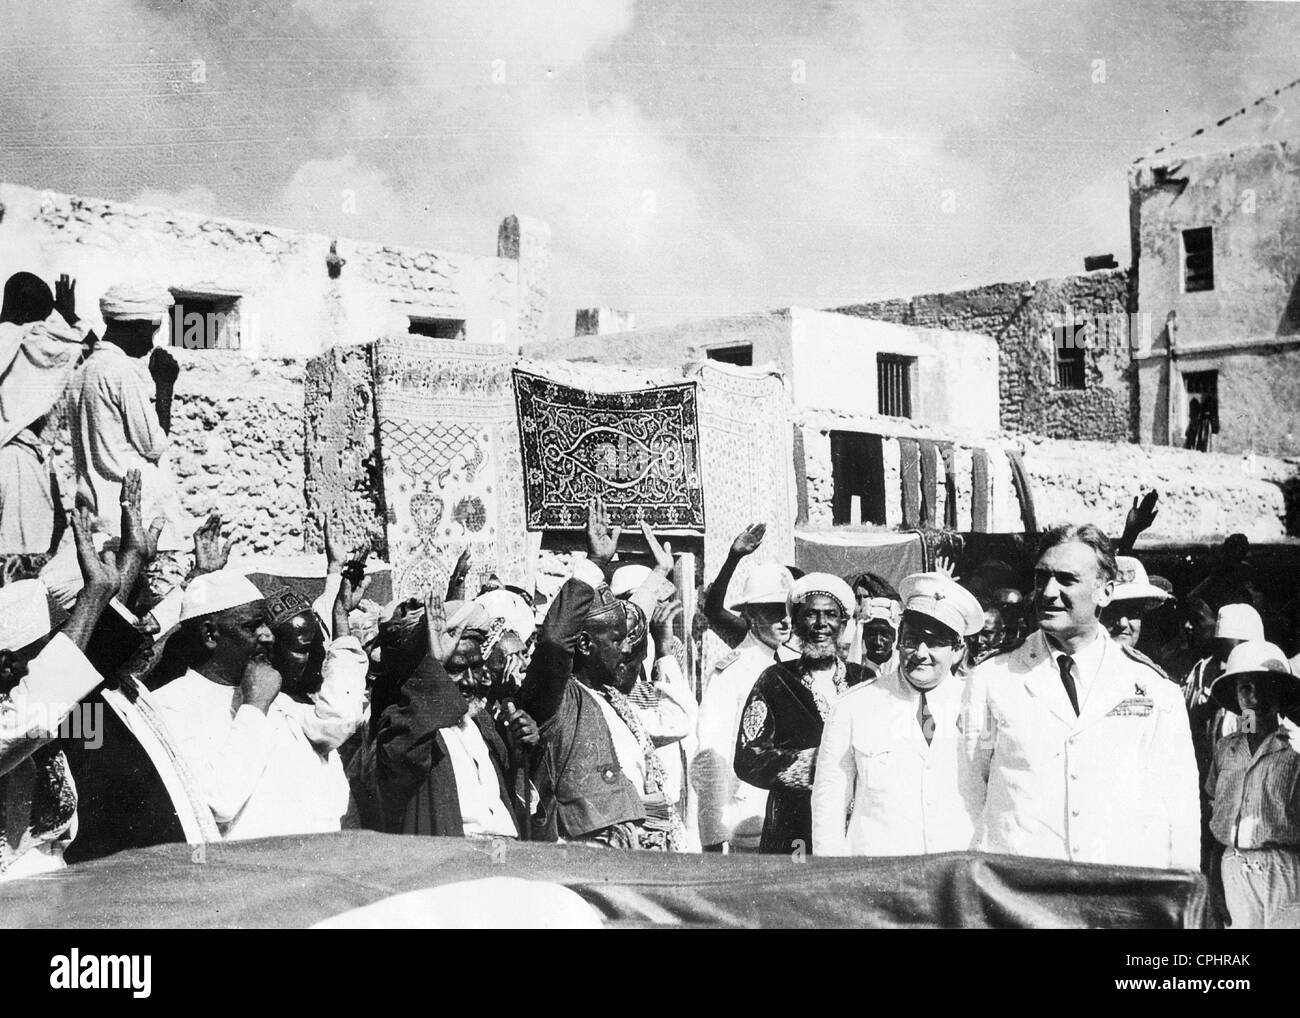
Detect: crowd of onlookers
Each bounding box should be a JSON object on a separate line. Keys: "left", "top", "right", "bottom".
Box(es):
{"left": 0, "top": 269, "right": 1296, "bottom": 930}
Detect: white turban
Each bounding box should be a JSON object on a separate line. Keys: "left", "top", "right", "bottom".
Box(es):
{"left": 787, "top": 572, "right": 856, "bottom": 620}
{"left": 99, "top": 283, "right": 174, "bottom": 323}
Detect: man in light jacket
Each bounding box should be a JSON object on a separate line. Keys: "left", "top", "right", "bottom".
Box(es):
{"left": 960, "top": 523, "right": 1200, "bottom": 870}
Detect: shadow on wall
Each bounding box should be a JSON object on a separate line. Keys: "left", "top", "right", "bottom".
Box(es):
{"left": 1277, "top": 473, "right": 1300, "bottom": 537}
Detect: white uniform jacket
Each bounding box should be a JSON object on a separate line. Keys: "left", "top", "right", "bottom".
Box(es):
{"left": 691, "top": 634, "right": 778, "bottom": 848}
{"left": 812, "top": 665, "right": 980, "bottom": 856}
{"left": 960, "top": 627, "right": 1200, "bottom": 870}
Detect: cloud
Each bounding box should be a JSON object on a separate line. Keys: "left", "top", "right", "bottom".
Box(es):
{"left": 261, "top": 0, "right": 759, "bottom": 332}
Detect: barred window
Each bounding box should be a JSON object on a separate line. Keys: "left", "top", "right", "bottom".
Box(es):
{"left": 1054, "top": 322, "right": 1088, "bottom": 390}
{"left": 877, "top": 354, "right": 914, "bottom": 418}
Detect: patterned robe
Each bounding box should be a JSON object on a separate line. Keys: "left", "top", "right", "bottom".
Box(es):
{"left": 734, "top": 659, "right": 867, "bottom": 855}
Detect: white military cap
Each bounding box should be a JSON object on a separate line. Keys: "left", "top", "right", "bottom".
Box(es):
{"left": 898, "top": 571, "right": 985, "bottom": 638}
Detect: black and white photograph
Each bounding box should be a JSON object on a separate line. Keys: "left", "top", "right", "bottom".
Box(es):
{"left": 0, "top": 0, "right": 1297, "bottom": 976}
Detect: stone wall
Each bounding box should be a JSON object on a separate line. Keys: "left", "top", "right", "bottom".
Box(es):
{"left": 50, "top": 350, "right": 309, "bottom": 557}
{"left": 831, "top": 269, "right": 1134, "bottom": 442}
{"left": 796, "top": 406, "right": 1293, "bottom": 541}
{"left": 0, "top": 181, "right": 539, "bottom": 358}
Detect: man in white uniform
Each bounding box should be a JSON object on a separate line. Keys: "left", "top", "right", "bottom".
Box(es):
{"left": 960, "top": 523, "right": 1200, "bottom": 869}
{"left": 692, "top": 563, "right": 796, "bottom": 852}
{"left": 813, "top": 572, "right": 985, "bottom": 856}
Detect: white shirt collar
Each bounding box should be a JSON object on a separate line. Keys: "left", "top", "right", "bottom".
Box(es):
{"left": 1045, "top": 624, "right": 1107, "bottom": 707}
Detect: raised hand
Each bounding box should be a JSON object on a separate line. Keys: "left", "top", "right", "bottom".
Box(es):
{"left": 149, "top": 346, "right": 180, "bottom": 387}
{"left": 1126, "top": 490, "right": 1159, "bottom": 536}
{"left": 337, "top": 572, "right": 372, "bottom": 615}
{"left": 191, "top": 513, "right": 232, "bottom": 576}
{"left": 585, "top": 495, "right": 621, "bottom": 570}
{"left": 424, "top": 591, "right": 459, "bottom": 665}
{"left": 730, "top": 522, "right": 766, "bottom": 558}
{"left": 71, "top": 506, "right": 120, "bottom": 596}
{"left": 118, "top": 469, "right": 165, "bottom": 565}
{"left": 324, "top": 517, "right": 369, "bottom": 575}
{"left": 935, "top": 554, "right": 959, "bottom": 580}
{"left": 53, "top": 274, "right": 78, "bottom": 326}
{"left": 451, "top": 548, "right": 471, "bottom": 581}
{"left": 640, "top": 520, "right": 674, "bottom": 576}
{"left": 650, "top": 597, "right": 683, "bottom": 648}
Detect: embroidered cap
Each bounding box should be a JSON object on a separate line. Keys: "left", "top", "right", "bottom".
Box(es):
{"left": 265, "top": 586, "right": 313, "bottom": 628}
{"left": 898, "top": 571, "right": 985, "bottom": 638}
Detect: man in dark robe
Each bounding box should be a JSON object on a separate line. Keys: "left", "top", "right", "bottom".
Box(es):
{"left": 375, "top": 598, "right": 522, "bottom": 839}
{"left": 520, "top": 496, "right": 646, "bottom": 847}
{"left": 734, "top": 572, "right": 868, "bottom": 855}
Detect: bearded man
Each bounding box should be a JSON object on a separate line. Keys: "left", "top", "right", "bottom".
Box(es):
{"left": 733, "top": 573, "right": 868, "bottom": 855}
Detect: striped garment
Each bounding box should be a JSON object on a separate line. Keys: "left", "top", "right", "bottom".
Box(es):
{"left": 1207, "top": 731, "right": 1300, "bottom": 849}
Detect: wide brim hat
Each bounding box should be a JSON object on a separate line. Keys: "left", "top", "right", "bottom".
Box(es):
{"left": 1109, "top": 556, "right": 1171, "bottom": 611}
{"left": 729, "top": 563, "right": 795, "bottom": 610}
{"left": 1215, "top": 603, "right": 1265, "bottom": 643}
{"left": 1210, "top": 640, "right": 1300, "bottom": 714}
{"left": 898, "top": 571, "right": 985, "bottom": 638}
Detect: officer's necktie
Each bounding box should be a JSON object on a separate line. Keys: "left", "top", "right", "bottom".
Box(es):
{"left": 918, "top": 690, "right": 934, "bottom": 745}
{"left": 1058, "top": 654, "right": 1080, "bottom": 716}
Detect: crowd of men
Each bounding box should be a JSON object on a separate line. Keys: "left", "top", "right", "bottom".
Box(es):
{"left": 0, "top": 270, "right": 1296, "bottom": 930}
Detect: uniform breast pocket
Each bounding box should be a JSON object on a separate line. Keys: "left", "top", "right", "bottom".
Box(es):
{"left": 858, "top": 748, "right": 897, "bottom": 793}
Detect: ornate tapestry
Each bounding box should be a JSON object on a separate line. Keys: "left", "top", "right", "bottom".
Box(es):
{"left": 692, "top": 362, "right": 796, "bottom": 678}
{"left": 513, "top": 370, "right": 706, "bottom": 530}
{"left": 373, "top": 337, "right": 530, "bottom": 601}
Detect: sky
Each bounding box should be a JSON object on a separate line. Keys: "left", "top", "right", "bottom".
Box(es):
{"left": 2, "top": 0, "right": 1299, "bottom": 335}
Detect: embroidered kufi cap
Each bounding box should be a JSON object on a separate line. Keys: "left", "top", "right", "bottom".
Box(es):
{"left": 265, "top": 587, "right": 313, "bottom": 628}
